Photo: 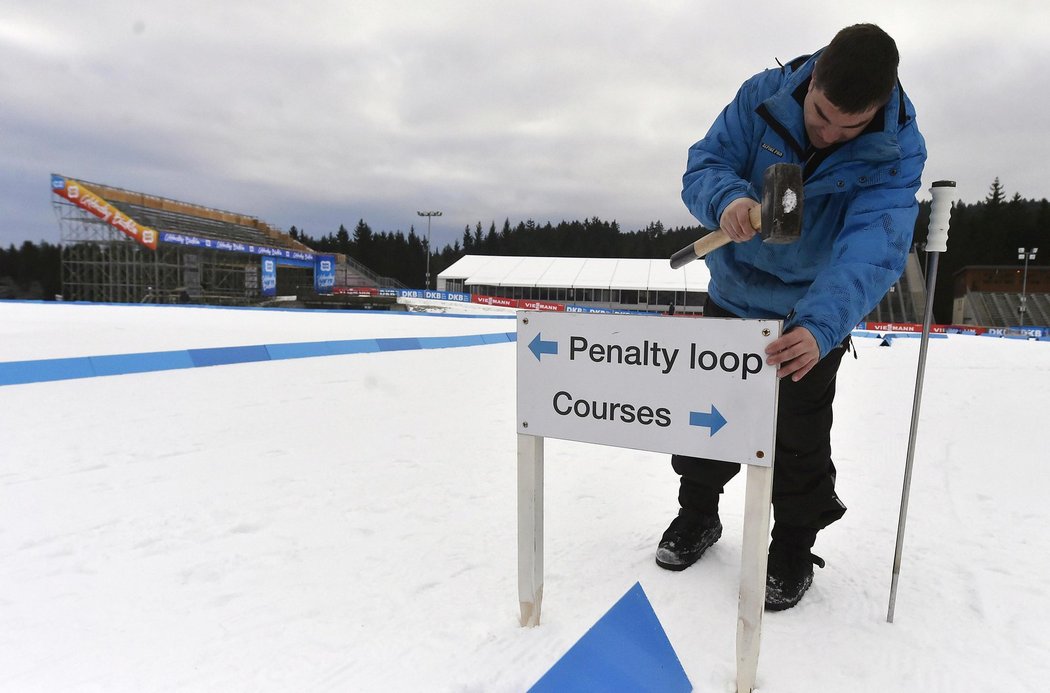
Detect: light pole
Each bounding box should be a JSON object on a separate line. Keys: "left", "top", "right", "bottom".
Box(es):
{"left": 1018, "top": 247, "right": 1038, "bottom": 326}
{"left": 417, "top": 211, "right": 442, "bottom": 290}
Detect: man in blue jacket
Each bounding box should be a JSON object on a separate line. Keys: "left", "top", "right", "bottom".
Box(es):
{"left": 656, "top": 24, "right": 927, "bottom": 611}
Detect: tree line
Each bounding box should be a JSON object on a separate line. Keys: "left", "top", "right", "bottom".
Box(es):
{"left": 3, "top": 178, "right": 1048, "bottom": 323}
{"left": 0, "top": 241, "right": 61, "bottom": 300}
{"left": 922, "top": 179, "right": 1049, "bottom": 321}
{"left": 290, "top": 217, "right": 701, "bottom": 288}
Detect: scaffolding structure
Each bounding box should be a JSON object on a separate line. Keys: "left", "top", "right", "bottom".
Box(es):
{"left": 51, "top": 175, "right": 318, "bottom": 305}
{"left": 55, "top": 198, "right": 263, "bottom": 304}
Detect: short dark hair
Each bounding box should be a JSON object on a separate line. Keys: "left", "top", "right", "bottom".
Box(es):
{"left": 813, "top": 24, "right": 899, "bottom": 114}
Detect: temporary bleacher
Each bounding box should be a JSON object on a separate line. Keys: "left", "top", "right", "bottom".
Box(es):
{"left": 96, "top": 184, "right": 402, "bottom": 290}
{"left": 55, "top": 174, "right": 410, "bottom": 306}
{"left": 73, "top": 177, "right": 311, "bottom": 255}
{"left": 110, "top": 200, "right": 279, "bottom": 248}
{"left": 965, "top": 291, "right": 1050, "bottom": 328}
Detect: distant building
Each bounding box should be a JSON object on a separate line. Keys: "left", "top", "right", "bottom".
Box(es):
{"left": 438, "top": 252, "right": 932, "bottom": 324}
{"left": 437, "top": 255, "right": 711, "bottom": 314}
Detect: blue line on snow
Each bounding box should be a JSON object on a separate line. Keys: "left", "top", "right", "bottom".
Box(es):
{"left": 0, "top": 332, "right": 517, "bottom": 387}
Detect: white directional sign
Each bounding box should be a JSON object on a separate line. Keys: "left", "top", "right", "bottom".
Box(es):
{"left": 516, "top": 311, "right": 780, "bottom": 466}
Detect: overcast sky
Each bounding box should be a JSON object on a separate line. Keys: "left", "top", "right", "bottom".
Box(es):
{"left": 2, "top": 0, "right": 1047, "bottom": 251}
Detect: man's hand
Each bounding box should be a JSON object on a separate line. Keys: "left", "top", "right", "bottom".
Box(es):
{"left": 765, "top": 326, "right": 820, "bottom": 381}
{"left": 719, "top": 197, "right": 760, "bottom": 243}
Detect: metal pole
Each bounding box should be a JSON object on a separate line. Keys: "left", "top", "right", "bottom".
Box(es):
{"left": 1018, "top": 247, "right": 1037, "bottom": 327}
{"left": 888, "top": 180, "right": 956, "bottom": 623}
{"left": 417, "top": 211, "right": 442, "bottom": 290}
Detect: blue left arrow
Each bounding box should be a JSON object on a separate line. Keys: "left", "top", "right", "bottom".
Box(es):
{"left": 689, "top": 406, "right": 727, "bottom": 436}
{"left": 529, "top": 333, "right": 559, "bottom": 361}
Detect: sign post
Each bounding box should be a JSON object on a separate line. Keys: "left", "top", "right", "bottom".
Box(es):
{"left": 518, "top": 433, "right": 543, "bottom": 628}
{"left": 516, "top": 311, "right": 780, "bottom": 693}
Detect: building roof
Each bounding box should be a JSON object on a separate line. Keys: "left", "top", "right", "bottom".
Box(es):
{"left": 438, "top": 255, "right": 710, "bottom": 292}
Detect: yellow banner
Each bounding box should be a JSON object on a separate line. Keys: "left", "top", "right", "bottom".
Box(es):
{"left": 51, "top": 175, "right": 159, "bottom": 250}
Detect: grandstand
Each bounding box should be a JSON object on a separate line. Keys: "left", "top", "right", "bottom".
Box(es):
{"left": 50, "top": 174, "right": 398, "bottom": 306}
{"left": 953, "top": 265, "right": 1050, "bottom": 328}
{"left": 833, "top": 255, "right": 1050, "bottom": 329}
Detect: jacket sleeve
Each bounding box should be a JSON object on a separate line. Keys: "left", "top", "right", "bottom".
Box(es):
{"left": 790, "top": 123, "right": 928, "bottom": 357}
{"left": 681, "top": 72, "right": 770, "bottom": 228}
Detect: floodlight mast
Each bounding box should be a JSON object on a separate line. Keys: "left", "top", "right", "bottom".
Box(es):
{"left": 417, "top": 211, "right": 442, "bottom": 290}
{"left": 1018, "top": 247, "right": 1039, "bottom": 326}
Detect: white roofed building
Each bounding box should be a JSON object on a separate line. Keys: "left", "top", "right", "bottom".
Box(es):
{"left": 437, "top": 255, "right": 711, "bottom": 314}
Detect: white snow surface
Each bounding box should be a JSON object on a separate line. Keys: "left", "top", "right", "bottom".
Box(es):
{"left": 1, "top": 301, "right": 1048, "bottom": 692}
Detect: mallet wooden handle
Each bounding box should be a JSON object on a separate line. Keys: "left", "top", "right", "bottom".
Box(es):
{"left": 669, "top": 205, "right": 761, "bottom": 269}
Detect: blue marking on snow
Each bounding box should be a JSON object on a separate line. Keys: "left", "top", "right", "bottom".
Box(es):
{"left": 0, "top": 357, "right": 96, "bottom": 386}
{"left": 91, "top": 350, "right": 196, "bottom": 376}
{"left": 189, "top": 345, "right": 272, "bottom": 367}
{"left": 0, "top": 332, "right": 517, "bottom": 387}
{"left": 528, "top": 582, "right": 691, "bottom": 693}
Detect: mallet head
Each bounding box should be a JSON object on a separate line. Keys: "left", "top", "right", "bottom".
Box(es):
{"left": 668, "top": 162, "right": 805, "bottom": 269}
{"left": 760, "top": 163, "right": 804, "bottom": 244}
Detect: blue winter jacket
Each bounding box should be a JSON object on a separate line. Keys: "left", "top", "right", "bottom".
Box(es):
{"left": 682, "top": 51, "right": 927, "bottom": 358}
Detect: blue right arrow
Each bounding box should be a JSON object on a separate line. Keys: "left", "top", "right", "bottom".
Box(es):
{"left": 529, "top": 333, "right": 559, "bottom": 362}
{"left": 689, "top": 406, "right": 727, "bottom": 436}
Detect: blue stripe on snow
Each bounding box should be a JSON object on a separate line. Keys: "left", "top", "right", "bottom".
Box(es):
{"left": 0, "top": 331, "right": 517, "bottom": 387}
{"left": 0, "top": 357, "right": 96, "bottom": 385}
{"left": 188, "top": 345, "right": 272, "bottom": 367}
{"left": 91, "top": 350, "right": 196, "bottom": 376}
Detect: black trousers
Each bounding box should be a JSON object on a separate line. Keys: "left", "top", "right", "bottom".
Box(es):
{"left": 671, "top": 299, "right": 849, "bottom": 533}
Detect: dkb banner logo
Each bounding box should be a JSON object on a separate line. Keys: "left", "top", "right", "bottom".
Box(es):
{"left": 261, "top": 259, "right": 277, "bottom": 296}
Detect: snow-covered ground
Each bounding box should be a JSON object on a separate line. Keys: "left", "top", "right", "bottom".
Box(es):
{"left": 1, "top": 301, "right": 1048, "bottom": 692}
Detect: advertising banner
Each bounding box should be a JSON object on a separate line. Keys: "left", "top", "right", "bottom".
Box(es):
{"left": 261, "top": 258, "right": 277, "bottom": 297}
{"left": 51, "top": 175, "right": 158, "bottom": 250}
{"left": 334, "top": 287, "right": 379, "bottom": 296}
{"left": 520, "top": 300, "right": 565, "bottom": 312}
{"left": 314, "top": 255, "right": 336, "bottom": 294}
{"left": 159, "top": 232, "right": 314, "bottom": 264}
{"left": 397, "top": 289, "right": 471, "bottom": 303}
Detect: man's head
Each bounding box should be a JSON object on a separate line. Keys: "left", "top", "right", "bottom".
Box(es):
{"left": 804, "top": 24, "right": 899, "bottom": 149}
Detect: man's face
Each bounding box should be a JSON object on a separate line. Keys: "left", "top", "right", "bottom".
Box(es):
{"left": 803, "top": 80, "right": 880, "bottom": 149}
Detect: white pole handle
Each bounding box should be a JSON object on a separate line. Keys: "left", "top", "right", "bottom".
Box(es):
{"left": 924, "top": 181, "right": 957, "bottom": 253}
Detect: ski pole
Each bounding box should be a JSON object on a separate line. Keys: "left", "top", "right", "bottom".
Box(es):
{"left": 887, "top": 180, "right": 957, "bottom": 623}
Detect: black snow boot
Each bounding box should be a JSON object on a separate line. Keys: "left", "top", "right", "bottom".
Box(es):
{"left": 765, "top": 526, "right": 825, "bottom": 611}
{"left": 655, "top": 509, "right": 722, "bottom": 571}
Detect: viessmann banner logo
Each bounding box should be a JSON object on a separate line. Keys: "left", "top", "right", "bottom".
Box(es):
{"left": 50, "top": 174, "right": 159, "bottom": 250}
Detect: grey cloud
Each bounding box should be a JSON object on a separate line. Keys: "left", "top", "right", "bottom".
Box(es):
{"left": 3, "top": 1, "right": 1049, "bottom": 251}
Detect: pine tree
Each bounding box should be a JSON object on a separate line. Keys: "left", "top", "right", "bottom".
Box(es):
{"left": 986, "top": 177, "right": 1006, "bottom": 207}
{"left": 352, "top": 219, "right": 374, "bottom": 265}
{"left": 336, "top": 224, "right": 350, "bottom": 254}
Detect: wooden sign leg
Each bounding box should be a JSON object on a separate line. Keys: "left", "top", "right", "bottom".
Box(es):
{"left": 737, "top": 463, "right": 773, "bottom": 693}
{"left": 518, "top": 434, "right": 544, "bottom": 627}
